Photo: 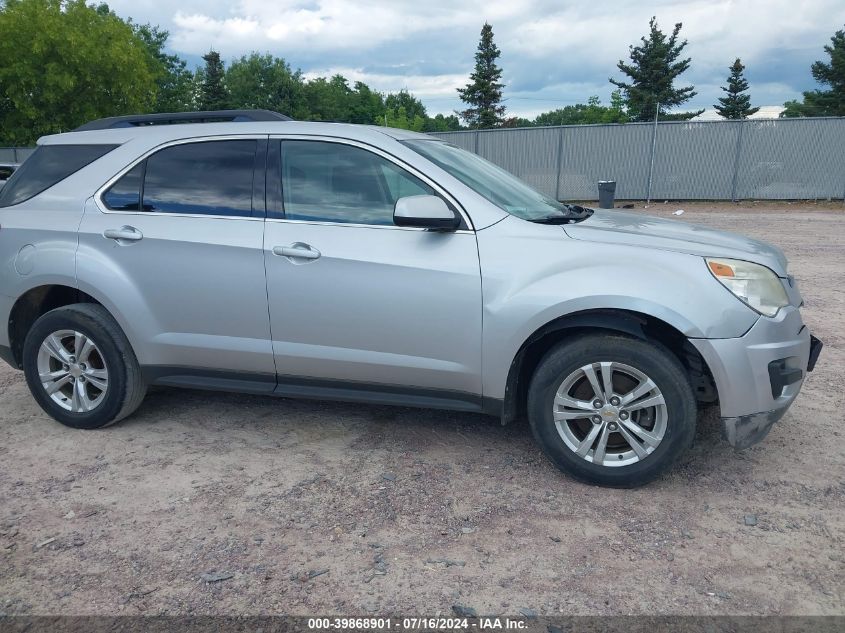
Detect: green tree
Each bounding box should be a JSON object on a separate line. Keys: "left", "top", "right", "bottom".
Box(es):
{"left": 132, "top": 22, "right": 194, "bottom": 113}
{"left": 303, "top": 74, "right": 354, "bottom": 121}
{"left": 385, "top": 90, "right": 426, "bottom": 120}
{"left": 0, "top": 0, "right": 158, "bottom": 144}
{"left": 382, "top": 90, "right": 428, "bottom": 130}
{"left": 384, "top": 106, "right": 426, "bottom": 131}
{"left": 530, "top": 92, "right": 629, "bottom": 127}
{"left": 226, "top": 53, "right": 305, "bottom": 117}
{"left": 714, "top": 58, "right": 759, "bottom": 119}
{"left": 347, "top": 81, "right": 386, "bottom": 124}
{"left": 782, "top": 26, "right": 845, "bottom": 117}
{"left": 457, "top": 22, "right": 506, "bottom": 128}
{"left": 610, "top": 16, "right": 703, "bottom": 121}
{"left": 198, "top": 50, "right": 229, "bottom": 110}
{"left": 422, "top": 113, "right": 462, "bottom": 132}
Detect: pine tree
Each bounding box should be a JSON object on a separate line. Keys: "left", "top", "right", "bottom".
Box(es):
{"left": 199, "top": 50, "right": 228, "bottom": 111}
{"left": 714, "top": 59, "right": 759, "bottom": 119}
{"left": 457, "top": 23, "right": 506, "bottom": 128}
{"left": 782, "top": 26, "right": 845, "bottom": 117}
{"left": 610, "top": 17, "right": 703, "bottom": 121}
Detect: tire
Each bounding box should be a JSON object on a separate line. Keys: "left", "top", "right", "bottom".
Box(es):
{"left": 527, "top": 333, "right": 696, "bottom": 487}
{"left": 22, "top": 303, "right": 147, "bottom": 429}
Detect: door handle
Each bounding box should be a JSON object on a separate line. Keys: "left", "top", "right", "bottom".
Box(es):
{"left": 103, "top": 226, "right": 143, "bottom": 242}
{"left": 272, "top": 243, "right": 321, "bottom": 260}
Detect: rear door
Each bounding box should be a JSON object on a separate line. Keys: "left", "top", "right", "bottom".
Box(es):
{"left": 263, "top": 138, "right": 483, "bottom": 407}
{"left": 77, "top": 137, "right": 276, "bottom": 383}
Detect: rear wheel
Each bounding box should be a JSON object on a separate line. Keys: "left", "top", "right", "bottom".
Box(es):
{"left": 22, "top": 303, "right": 146, "bottom": 429}
{"left": 527, "top": 333, "right": 696, "bottom": 487}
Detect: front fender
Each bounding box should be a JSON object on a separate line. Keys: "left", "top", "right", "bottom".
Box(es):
{"left": 477, "top": 216, "right": 758, "bottom": 400}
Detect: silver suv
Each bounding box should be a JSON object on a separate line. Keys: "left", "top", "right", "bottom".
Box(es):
{"left": 0, "top": 110, "right": 822, "bottom": 486}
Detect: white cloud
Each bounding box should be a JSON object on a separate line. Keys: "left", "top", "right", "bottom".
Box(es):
{"left": 103, "top": 0, "right": 845, "bottom": 115}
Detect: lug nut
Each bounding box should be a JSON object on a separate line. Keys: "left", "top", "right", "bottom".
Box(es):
{"left": 608, "top": 423, "right": 618, "bottom": 431}
{"left": 79, "top": 376, "right": 86, "bottom": 383}
{"left": 62, "top": 364, "right": 69, "bottom": 371}
{"left": 69, "top": 356, "right": 76, "bottom": 363}
{"left": 79, "top": 363, "right": 87, "bottom": 370}
{"left": 592, "top": 415, "right": 602, "bottom": 424}
{"left": 610, "top": 396, "right": 620, "bottom": 406}
{"left": 592, "top": 400, "right": 603, "bottom": 409}
{"left": 620, "top": 411, "right": 629, "bottom": 420}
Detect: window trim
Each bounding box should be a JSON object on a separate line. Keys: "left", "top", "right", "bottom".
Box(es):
{"left": 267, "top": 135, "right": 474, "bottom": 232}
{"left": 94, "top": 135, "right": 268, "bottom": 221}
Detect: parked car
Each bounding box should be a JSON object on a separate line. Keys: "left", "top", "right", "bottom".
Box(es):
{"left": 0, "top": 110, "right": 822, "bottom": 486}
{"left": 0, "top": 163, "right": 18, "bottom": 190}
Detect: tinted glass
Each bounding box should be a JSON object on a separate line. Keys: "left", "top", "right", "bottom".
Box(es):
{"left": 404, "top": 139, "right": 571, "bottom": 221}
{"left": 281, "top": 141, "right": 434, "bottom": 225}
{"left": 103, "top": 163, "right": 143, "bottom": 211}
{"left": 0, "top": 145, "right": 117, "bottom": 207}
{"left": 142, "top": 140, "right": 256, "bottom": 216}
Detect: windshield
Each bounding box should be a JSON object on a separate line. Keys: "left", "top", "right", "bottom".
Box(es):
{"left": 403, "top": 139, "right": 589, "bottom": 222}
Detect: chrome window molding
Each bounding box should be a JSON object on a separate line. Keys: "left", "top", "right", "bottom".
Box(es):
{"left": 92, "top": 133, "right": 476, "bottom": 232}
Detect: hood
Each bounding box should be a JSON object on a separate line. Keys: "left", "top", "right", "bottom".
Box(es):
{"left": 563, "top": 209, "right": 789, "bottom": 276}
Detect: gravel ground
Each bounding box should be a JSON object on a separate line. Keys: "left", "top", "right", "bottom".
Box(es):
{"left": 1, "top": 202, "right": 843, "bottom": 616}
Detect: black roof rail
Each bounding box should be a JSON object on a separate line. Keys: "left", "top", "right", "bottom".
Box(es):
{"left": 73, "top": 109, "right": 292, "bottom": 132}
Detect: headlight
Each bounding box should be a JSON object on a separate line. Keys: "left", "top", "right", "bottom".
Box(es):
{"left": 705, "top": 258, "right": 789, "bottom": 317}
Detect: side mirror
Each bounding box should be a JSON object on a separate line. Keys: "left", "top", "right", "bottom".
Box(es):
{"left": 393, "top": 195, "right": 460, "bottom": 231}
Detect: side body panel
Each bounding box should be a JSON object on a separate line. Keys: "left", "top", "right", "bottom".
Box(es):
{"left": 477, "top": 215, "right": 760, "bottom": 401}
{"left": 0, "top": 193, "right": 83, "bottom": 351}
{"left": 264, "top": 221, "right": 483, "bottom": 400}
{"left": 76, "top": 198, "right": 274, "bottom": 374}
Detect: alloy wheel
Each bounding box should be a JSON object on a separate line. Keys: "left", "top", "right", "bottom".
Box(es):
{"left": 553, "top": 361, "right": 667, "bottom": 467}
{"left": 36, "top": 329, "right": 109, "bottom": 413}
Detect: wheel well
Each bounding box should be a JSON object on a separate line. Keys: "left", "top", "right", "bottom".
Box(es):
{"left": 7, "top": 285, "right": 101, "bottom": 368}
{"left": 501, "top": 309, "right": 718, "bottom": 424}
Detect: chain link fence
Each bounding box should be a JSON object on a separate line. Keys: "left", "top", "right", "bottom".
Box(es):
{"left": 5, "top": 118, "right": 845, "bottom": 200}
{"left": 430, "top": 117, "right": 845, "bottom": 201}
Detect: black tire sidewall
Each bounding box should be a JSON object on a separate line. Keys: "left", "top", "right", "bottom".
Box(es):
{"left": 528, "top": 334, "right": 696, "bottom": 487}
{"left": 23, "top": 306, "right": 130, "bottom": 429}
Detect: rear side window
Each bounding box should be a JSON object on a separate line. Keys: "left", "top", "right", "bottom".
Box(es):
{"left": 103, "top": 140, "right": 258, "bottom": 217}
{"left": 0, "top": 144, "right": 117, "bottom": 207}
{"left": 102, "top": 163, "right": 143, "bottom": 211}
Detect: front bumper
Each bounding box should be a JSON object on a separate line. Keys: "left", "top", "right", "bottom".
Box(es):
{"left": 690, "top": 306, "right": 820, "bottom": 450}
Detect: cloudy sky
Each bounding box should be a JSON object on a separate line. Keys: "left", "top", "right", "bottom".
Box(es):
{"left": 107, "top": 0, "right": 845, "bottom": 118}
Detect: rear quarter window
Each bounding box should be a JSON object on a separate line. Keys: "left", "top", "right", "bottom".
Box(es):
{"left": 0, "top": 144, "right": 117, "bottom": 208}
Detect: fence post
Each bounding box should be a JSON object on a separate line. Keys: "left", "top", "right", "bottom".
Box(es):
{"left": 730, "top": 120, "right": 746, "bottom": 202}
{"left": 474, "top": 130, "right": 480, "bottom": 155}
{"left": 645, "top": 104, "right": 660, "bottom": 204}
{"left": 555, "top": 127, "right": 564, "bottom": 201}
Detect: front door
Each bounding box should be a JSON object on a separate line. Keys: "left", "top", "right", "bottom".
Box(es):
{"left": 263, "top": 139, "right": 482, "bottom": 407}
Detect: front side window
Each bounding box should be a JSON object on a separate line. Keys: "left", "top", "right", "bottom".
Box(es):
{"left": 103, "top": 140, "right": 257, "bottom": 217}
{"left": 280, "top": 141, "right": 434, "bottom": 225}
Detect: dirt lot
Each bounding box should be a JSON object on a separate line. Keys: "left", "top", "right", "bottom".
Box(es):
{"left": 1, "top": 202, "right": 843, "bottom": 616}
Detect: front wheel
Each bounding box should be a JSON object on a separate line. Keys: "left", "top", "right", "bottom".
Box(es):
{"left": 527, "top": 334, "right": 696, "bottom": 487}
{"left": 22, "top": 303, "right": 147, "bottom": 429}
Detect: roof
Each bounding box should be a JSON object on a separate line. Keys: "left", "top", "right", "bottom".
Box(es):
{"left": 38, "top": 120, "right": 433, "bottom": 147}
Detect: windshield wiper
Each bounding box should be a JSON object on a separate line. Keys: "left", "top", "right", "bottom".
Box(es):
{"left": 530, "top": 204, "right": 594, "bottom": 224}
